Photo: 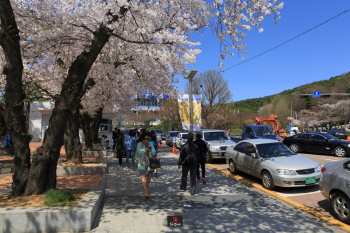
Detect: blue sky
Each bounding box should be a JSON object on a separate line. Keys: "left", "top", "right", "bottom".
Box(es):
{"left": 178, "top": 0, "right": 350, "bottom": 102}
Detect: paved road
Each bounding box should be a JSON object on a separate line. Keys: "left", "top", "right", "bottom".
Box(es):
{"left": 161, "top": 142, "right": 350, "bottom": 232}
{"left": 205, "top": 152, "right": 349, "bottom": 232}
{"left": 91, "top": 149, "right": 338, "bottom": 233}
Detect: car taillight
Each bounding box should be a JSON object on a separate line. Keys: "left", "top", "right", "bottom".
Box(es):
{"left": 334, "top": 133, "right": 338, "bottom": 135}
{"left": 282, "top": 138, "right": 285, "bottom": 142}
{"left": 321, "top": 167, "right": 327, "bottom": 173}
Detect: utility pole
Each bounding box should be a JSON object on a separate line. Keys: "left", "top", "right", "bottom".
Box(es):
{"left": 184, "top": 69, "right": 198, "bottom": 133}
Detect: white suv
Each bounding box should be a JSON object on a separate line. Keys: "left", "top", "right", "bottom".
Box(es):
{"left": 195, "top": 129, "right": 236, "bottom": 163}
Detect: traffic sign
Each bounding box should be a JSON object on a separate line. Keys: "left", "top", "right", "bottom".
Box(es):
{"left": 313, "top": 91, "right": 320, "bottom": 97}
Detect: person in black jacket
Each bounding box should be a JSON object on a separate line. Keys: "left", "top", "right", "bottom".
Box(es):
{"left": 112, "top": 128, "right": 119, "bottom": 150}
{"left": 194, "top": 133, "right": 208, "bottom": 184}
{"left": 178, "top": 132, "right": 199, "bottom": 196}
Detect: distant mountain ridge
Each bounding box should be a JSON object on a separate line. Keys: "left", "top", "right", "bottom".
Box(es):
{"left": 232, "top": 72, "right": 350, "bottom": 113}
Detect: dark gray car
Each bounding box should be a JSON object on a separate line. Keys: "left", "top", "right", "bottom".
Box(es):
{"left": 320, "top": 158, "right": 350, "bottom": 224}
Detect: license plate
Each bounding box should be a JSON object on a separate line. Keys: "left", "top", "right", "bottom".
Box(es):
{"left": 305, "top": 177, "right": 316, "bottom": 185}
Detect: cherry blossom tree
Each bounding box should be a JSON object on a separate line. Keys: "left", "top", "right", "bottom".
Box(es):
{"left": 1, "top": 0, "right": 283, "bottom": 196}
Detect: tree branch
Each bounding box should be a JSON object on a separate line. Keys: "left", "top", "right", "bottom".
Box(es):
{"left": 32, "top": 82, "right": 56, "bottom": 100}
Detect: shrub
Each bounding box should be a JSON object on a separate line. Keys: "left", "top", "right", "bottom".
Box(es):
{"left": 44, "top": 189, "right": 76, "bottom": 206}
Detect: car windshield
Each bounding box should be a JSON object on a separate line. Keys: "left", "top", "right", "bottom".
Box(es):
{"left": 323, "top": 133, "right": 340, "bottom": 141}
{"left": 182, "top": 134, "right": 188, "bottom": 139}
{"left": 257, "top": 143, "right": 295, "bottom": 158}
{"left": 169, "top": 132, "right": 179, "bottom": 137}
{"left": 154, "top": 130, "right": 164, "bottom": 134}
{"left": 204, "top": 132, "right": 229, "bottom": 141}
{"left": 253, "top": 127, "right": 273, "bottom": 136}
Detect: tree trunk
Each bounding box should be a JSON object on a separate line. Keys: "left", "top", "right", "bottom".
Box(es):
{"left": 80, "top": 112, "right": 93, "bottom": 151}
{"left": 24, "top": 26, "right": 111, "bottom": 195}
{"left": 64, "top": 110, "right": 82, "bottom": 163}
{"left": 0, "top": 0, "right": 32, "bottom": 197}
{"left": 91, "top": 107, "right": 103, "bottom": 144}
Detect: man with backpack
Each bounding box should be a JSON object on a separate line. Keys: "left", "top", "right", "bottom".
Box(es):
{"left": 178, "top": 132, "right": 199, "bottom": 196}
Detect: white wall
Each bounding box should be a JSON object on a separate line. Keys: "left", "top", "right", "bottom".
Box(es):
{"left": 28, "top": 102, "right": 54, "bottom": 142}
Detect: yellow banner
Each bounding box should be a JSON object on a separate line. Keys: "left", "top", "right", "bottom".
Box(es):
{"left": 177, "top": 94, "right": 201, "bottom": 131}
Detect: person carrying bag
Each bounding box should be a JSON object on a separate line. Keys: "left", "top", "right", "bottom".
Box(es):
{"left": 137, "top": 133, "right": 156, "bottom": 198}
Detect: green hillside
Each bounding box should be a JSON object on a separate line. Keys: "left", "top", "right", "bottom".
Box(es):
{"left": 233, "top": 72, "right": 350, "bottom": 113}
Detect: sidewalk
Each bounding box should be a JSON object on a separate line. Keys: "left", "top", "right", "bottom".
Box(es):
{"left": 91, "top": 150, "right": 334, "bottom": 233}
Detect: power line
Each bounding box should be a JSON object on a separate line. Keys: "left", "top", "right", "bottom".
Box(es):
{"left": 224, "top": 8, "right": 350, "bottom": 72}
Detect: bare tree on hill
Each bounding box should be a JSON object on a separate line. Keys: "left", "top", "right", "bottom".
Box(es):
{"left": 185, "top": 70, "right": 232, "bottom": 119}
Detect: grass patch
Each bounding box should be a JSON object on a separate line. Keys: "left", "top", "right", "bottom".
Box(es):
{"left": 44, "top": 189, "right": 77, "bottom": 206}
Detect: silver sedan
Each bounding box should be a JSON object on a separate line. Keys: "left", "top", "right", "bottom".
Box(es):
{"left": 320, "top": 158, "right": 350, "bottom": 224}
{"left": 225, "top": 139, "right": 322, "bottom": 190}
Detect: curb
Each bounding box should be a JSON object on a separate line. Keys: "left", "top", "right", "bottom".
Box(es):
{"left": 207, "top": 163, "right": 350, "bottom": 232}
{"left": 56, "top": 163, "right": 107, "bottom": 175}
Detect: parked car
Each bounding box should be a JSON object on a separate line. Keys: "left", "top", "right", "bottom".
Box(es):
{"left": 226, "top": 139, "right": 322, "bottom": 190}
{"left": 175, "top": 132, "right": 188, "bottom": 149}
{"left": 230, "top": 135, "right": 242, "bottom": 143}
{"left": 153, "top": 129, "right": 166, "bottom": 140}
{"left": 283, "top": 132, "right": 350, "bottom": 157}
{"left": 155, "top": 133, "right": 162, "bottom": 143}
{"left": 166, "top": 131, "right": 180, "bottom": 147}
{"left": 320, "top": 158, "right": 350, "bottom": 224}
{"left": 328, "top": 128, "right": 348, "bottom": 140}
{"left": 195, "top": 129, "right": 236, "bottom": 163}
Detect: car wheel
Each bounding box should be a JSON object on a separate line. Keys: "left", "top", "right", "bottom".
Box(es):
{"left": 289, "top": 144, "right": 299, "bottom": 153}
{"left": 205, "top": 152, "right": 212, "bottom": 163}
{"left": 261, "top": 171, "right": 276, "bottom": 190}
{"left": 334, "top": 146, "right": 347, "bottom": 157}
{"left": 229, "top": 160, "right": 238, "bottom": 174}
{"left": 331, "top": 192, "right": 350, "bottom": 224}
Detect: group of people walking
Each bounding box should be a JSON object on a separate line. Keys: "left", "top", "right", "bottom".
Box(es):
{"left": 111, "top": 128, "right": 207, "bottom": 198}
{"left": 112, "top": 128, "right": 159, "bottom": 198}
{"left": 178, "top": 132, "right": 207, "bottom": 196}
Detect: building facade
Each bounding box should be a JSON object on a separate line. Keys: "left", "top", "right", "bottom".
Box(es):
{"left": 28, "top": 102, "right": 113, "bottom": 142}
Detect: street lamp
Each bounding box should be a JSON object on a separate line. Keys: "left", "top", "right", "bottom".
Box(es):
{"left": 184, "top": 69, "right": 198, "bottom": 133}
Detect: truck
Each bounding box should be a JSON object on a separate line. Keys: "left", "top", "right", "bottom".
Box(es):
{"left": 230, "top": 125, "right": 277, "bottom": 143}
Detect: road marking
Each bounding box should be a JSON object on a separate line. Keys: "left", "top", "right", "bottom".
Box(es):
{"left": 323, "top": 159, "right": 339, "bottom": 162}
{"left": 276, "top": 190, "right": 321, "bottom": 197}
{"left": 207, "top": 163, "right": 350, "bottom": 232}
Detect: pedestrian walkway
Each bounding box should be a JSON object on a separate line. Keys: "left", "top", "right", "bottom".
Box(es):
{"left": 91, "top": 150, "right": 334, "bottom": 233}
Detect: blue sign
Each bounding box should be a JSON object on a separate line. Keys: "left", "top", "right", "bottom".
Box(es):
{"left": 313, "top": 91, "right": 320, "bottom": 97}
{"left": 287, "top": 125, "right": 291, "bottom": 128}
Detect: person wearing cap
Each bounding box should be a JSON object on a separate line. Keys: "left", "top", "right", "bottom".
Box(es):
{"left": 178, "top": 132, "right": 200, "bottom": 196}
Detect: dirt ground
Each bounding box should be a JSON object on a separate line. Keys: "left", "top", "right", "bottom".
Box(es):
{"left": 0, "top": 142, "right": 103, "bottom": 207}
{"left": 0, "top": 174, "right": 12, "bottom": 190}
{"left": 0, "top": 189, "right": 89, "bottom": 207}
{"left": 57, "top": 161, "right": 101, "bottom": 166}
{"left": 0, "top": 174, "right": 102, "bottom": 190}
{"left": 0, "top": 156, "right": 14, "bottom": 161}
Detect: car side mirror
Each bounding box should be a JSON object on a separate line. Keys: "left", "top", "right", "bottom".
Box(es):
{"left": 251, "top": 153, "right": 257, "bottom": 158}
{"left": 249, "top": 132, "right": 254, "bottom": 138}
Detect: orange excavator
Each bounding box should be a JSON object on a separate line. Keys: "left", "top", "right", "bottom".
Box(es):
{"left": 255, "top": 114, "right": 287, "bottom": 137}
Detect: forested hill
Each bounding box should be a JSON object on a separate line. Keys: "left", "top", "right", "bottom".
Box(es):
{"left": 232, "top": 72, "right": 350, "bottom": 113}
